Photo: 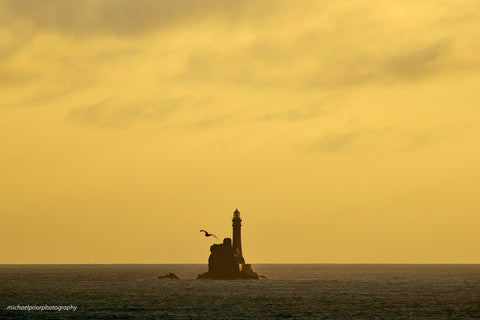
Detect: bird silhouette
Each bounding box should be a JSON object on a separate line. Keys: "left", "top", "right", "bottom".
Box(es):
{"left": 200, "top": 230, "right": 218, "bottom": 239}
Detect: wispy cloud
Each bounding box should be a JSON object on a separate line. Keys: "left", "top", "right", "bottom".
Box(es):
{"left": 385, "top": 41, "right": 450, "bottom": 81}
{"left": 306, "top": 40, "right": 455, "bottom": 88}
{"left": 187, "top": 115, "right": 231, "bottom": 130}
{"left": 66, "top": 97, "right": 182, "bottom": 128}
{"left": 398, "top": 130, "right": 445, "bottom": 152}
{"left": 0, "top": 0, "right": 282, "bottom": 36}
{"left": 307, "top": 131, "right": 365, "bottom": 154}
{"left": 260, "top": 97, "right": 337, "bottom": 123}
{"left": 1, "top": 0, "right": 479, "bottom": 131}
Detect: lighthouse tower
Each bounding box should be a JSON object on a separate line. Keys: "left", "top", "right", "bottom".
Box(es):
{"left": 232, "top": 208, "right": 243, "bottom": 259}
{"left": 197, "top": 208, "right": 261, "bottom": 279}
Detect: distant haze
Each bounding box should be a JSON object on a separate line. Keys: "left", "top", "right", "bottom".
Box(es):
{"left": 0, "top": 0, "right": 479, "bottom": 263}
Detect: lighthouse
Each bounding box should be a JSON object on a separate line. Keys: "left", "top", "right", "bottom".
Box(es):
{"left": 197, "top": 208, "right": 261, "bottom": 279}
{"left": 232, "top": 208, "right": 244, "bottom": 261}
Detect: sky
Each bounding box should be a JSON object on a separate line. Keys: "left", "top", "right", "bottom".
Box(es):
{"left": 1, "top": 0, "right": 479, "bottom": 264}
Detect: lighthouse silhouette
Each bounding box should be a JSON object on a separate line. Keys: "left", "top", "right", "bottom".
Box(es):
{"left": 197, "top": 208, "right": 260, "bottom": 279}
{"left": 232, "top": 208, "right": 244, "bottom": 262}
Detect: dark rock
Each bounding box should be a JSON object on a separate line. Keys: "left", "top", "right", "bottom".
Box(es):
{"left": 197, "top": 238, "right": 260, "bottom": 280}
{"left": 158, "top": 272, "right": 180, "bottom": 280}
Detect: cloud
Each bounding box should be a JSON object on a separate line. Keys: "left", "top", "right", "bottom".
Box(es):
{"left": 1, "top": 0, "right": 480, "bottom": 134}
{"left": 2, "top": 0, "right": 479, "bottom": 94}
{"left": 398, "top": 131, "right": 445, "bottom": 152}
{"left": 187, "top": 115, "right": 231, "bottom": 130}
{"left": 385, "top": 42, "right": 449, "bottom": 80}
{"left": 0, "top": 69, "right": 33, "bottom": 87}
{"left": 306, "top": 127, "right": 449, "bottom": 155}
{"left": 308, "top": 131, "right": 364, "bottom": 154}
{"left": 259, "top": 97, "right": 337, "bottom": 123}
{"left": 66, "top": 97, "right": 181, "bottom": 128}
{"left": 0, "top": 0, "right": 281, "bottom": 36}
{"left": 175, "top": 4, "right": 479, "bottom": 90}
{"left": 306, "top": 40, "right": 454, "bottom": 88}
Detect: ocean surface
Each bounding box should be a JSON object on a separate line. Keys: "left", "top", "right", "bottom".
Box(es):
{"left": 1, "top": 264, "right": 479, "bottom": 319}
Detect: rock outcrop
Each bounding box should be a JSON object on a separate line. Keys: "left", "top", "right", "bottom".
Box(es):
{"left": 197, "top": 238, "right": 260, "bottom": 279}
{"left": 158, "top": 272, "right": 180, "bottom": 279}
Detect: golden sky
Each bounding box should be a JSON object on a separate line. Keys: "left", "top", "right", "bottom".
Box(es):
{"left": 1, "top": 0, "right": 479, "bottom": 263}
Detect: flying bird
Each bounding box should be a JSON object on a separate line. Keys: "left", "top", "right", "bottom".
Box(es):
{"left": 200, "top": 230, "right": 218, "bottom": 239}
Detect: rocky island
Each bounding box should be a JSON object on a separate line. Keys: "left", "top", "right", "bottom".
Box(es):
{"left": 158, "top": 272, "right": 180, "bottom": 280}
{"left": 197, "top": 209, "right": 262, "bottom": 280}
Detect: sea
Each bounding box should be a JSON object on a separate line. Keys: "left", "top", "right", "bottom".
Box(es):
{"left": 1, "top": 264, "right": 479, "bottom": 319}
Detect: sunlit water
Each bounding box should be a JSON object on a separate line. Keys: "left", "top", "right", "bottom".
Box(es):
{"left": 1, "top": 264, "right": 479, "bottom": 319}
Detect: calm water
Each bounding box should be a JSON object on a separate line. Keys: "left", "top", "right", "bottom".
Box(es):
{"left": 1, "top": 264, "right": 479, "bottom": 319}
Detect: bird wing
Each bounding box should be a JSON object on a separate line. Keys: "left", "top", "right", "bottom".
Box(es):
{"left": 200, "top": 230, "right": 218, "bottom": 239}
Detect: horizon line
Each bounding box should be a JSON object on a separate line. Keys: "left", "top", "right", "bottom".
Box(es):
{"left": 1, "top": 262, "right": 479, "bottom": 265}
